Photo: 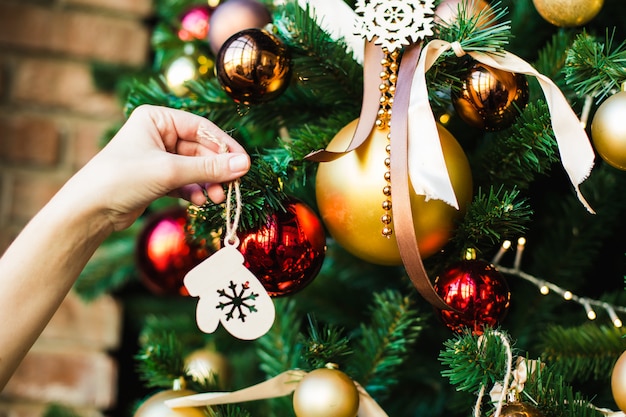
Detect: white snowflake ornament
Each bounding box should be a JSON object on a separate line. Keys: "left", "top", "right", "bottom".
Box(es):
{"left": 354, "top": 0, "right": 435, "bottom": 52}
{"left": 184, "top": 245, "right": 276, "bottom": 340}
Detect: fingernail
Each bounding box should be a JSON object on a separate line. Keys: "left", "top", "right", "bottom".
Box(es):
{"left": 229, "top": 154, "right": 249, "bottom": 172}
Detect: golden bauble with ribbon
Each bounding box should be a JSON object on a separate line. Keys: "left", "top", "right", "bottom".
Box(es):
{"left": 532, "top": 0, "right": 603, "bottom": 27}
{"left": 452, "top": 61, "right": 529, "bottom": 131}
{"left": 292, "top": 368, "right": 360, "bottom": 417}
{"left": 133, "top": 389, "right": 206, "bottom": 417}
{"left": 315, "top": 119, "right": 472, "bottom": 265}
{"left": 611, "top": 350, "right": 626, "bottom": 411}
{"left": 591, "top": 91, "right": 626, "bottom": 171}
{"left": 500, "top": 402, "right": 545, "bottom": 417}
{"left": 184, "top": 348, "right": 232, "bottom": 389}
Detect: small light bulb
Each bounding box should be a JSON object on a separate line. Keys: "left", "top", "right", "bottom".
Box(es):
{"left": 563, "top": 291, "right": 573, "bottom": 300}
{"left": 582, "top": 300, "right": 596, "bottom": 320}
{"left": 539, "top": 285, "right": 550, "bottom": 295}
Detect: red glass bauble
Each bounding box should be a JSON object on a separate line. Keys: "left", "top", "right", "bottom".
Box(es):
{"left": 233, "top": 199, "right": 326, "bottom": 297}
{"left": 136, "top": 207, "right": 211, "bottom": 296}
{"left": 178, "top": 6, "right": 212, "bottom": 41}
{"left": 434, "top": 259, "right": 510, "bottom": 334}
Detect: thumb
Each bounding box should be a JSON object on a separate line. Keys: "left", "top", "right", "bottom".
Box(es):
{"left": 170, "top": 152, "right": 251, "bottom": 187}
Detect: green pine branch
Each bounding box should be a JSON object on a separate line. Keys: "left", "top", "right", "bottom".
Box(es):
{"left": 522, "top": 361, "right": 604, "bottom": 417}
{"left": 565, "top": 31, "right": 626, "bottom": 101}
{"left": 471, "top": 100, "right": 560, "bottom": 189}
{"left": 300, "top": 316, "right": 353, "bottom": 370}
{"left": 135, "top": 330, "right": 187, "bottom": 389}
{"left": 427, "top": 1, "right": 512, "bottom": 108}
{"left": 439, "top": 328, "right": 513, "bottom": 394}
{"left": 439, "top": 329, "right": 604, "bottom": 417}
{"left": 539, "top": 323, "right": 626, "bottom": 382}
{"left": 452, "top": 186, "right": 532, "bottom": 254}
{"left": 257, "top": 298, "right": 307, "bottom": 377}
{"left": 435, "top": 1, "right": 512, "bottom": 54}
{"left": 186, "top": 156, "right": 289, "bottom": 240}
{"left": 347, "top": 290, "right": 425, "bottom": 401}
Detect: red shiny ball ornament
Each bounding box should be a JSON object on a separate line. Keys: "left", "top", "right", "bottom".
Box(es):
{"left": 434, "top": 259, "right": 510, "bottom": 334}
{"left": 233, "top": 199, "right": 326, "bottom": 297}
{"left": 178, "top": 6, "right": 212, "bottom": 41}
{"left": 136, "top": 207, "right": 211, "bottom": 296}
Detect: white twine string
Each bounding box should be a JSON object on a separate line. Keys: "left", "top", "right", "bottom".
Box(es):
{"left": 474, "top": 330, "right": 513, "bottom": 417}
{"left": 197, "top": 126, "right": 243, "bottom": 248}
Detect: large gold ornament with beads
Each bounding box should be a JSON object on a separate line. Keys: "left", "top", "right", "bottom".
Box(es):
{"left": 292, "top": 368, "right": 360, "bottom": 417}
{"left": 532, "top": 0, "right": 603, "bottom": 27}
{"left": 315, "top": 119, "right": 473, "bottom": 265}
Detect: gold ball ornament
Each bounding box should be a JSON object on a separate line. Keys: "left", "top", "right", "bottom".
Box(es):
{"left": 500, "top": 402, "right": 545, "bottom": 417}
{"left": 315, "top": 119, "right": 473, "bottom": 265}
{"left": 215, "top": 28, "right": 292, "bottom": 104}
{"left": 532, "top": 0, "right": 603, "bottom": 27}
{"left": 293, "top": 368, "right": 360, "bottom": 417}
{"left": 611, "top": 350, "right": 626, "bottom": 411}
{"left": 133, "top": 389, "right": 206, "bottom": 417}
{"left": 452, "top": 61, "right": 529, "bottom": 131}
{"left": 184, "top": 348, "right": 232, "bottom": 389}
{"left": 164, "top": 51, "right": 214, "bottom": 97}
{"left": 591, "top": 91, "right": 626, "bottom": 171}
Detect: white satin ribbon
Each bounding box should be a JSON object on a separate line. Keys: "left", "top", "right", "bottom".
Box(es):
{"left": 409, "top": 39, "right": 596, "bottom": 213}
{"left": 165, "top": 370, "right": 389, "bottom": 417}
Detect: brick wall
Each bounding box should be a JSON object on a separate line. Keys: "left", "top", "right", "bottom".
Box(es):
{"left": 0, "top": 0, "right": 153, "bottom": 414}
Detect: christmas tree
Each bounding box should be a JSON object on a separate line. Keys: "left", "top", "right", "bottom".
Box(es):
{"left": 70, "top": 0, "right": 626, "bottom": 416}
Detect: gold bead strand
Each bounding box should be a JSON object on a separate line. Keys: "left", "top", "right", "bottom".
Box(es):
{"left": 377, "top": 49, "right": 399, "bottom": 238}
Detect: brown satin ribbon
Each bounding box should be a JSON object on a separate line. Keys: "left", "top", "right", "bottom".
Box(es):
{"left": 305, "top": 41, "right": 385, "bottom": 162}
{"left": 306, "top": 39, "right": 452, "bottom": 310}
{"left": 390, "top": 42, "right": 451, "bottom": 311}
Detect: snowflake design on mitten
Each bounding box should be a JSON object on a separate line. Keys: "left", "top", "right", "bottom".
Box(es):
{"left": 354, "top": 0, "right": 435, "bottom": 52}
{"left": 216, "top": 280, "right": 259, "bottom": 323}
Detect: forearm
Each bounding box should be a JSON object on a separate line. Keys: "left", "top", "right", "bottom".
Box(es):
{"left": 0, "top": 181, "right": 113, "bottom": 389}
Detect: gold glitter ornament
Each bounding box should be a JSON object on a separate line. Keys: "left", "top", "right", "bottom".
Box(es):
{"left": 532, "top": 0, "right": 603, "bottom": 27}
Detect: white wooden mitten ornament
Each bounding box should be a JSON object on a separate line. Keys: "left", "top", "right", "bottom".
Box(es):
{"left": 184, "top": 244, "right": 275, "bottom": 340}
{"left": 182, "top": 133, "right": 276, "bottom": 341}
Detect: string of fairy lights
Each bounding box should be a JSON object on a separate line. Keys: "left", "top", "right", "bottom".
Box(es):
{"left": 491, "top": 237, "right": 626, "bottom": 328}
